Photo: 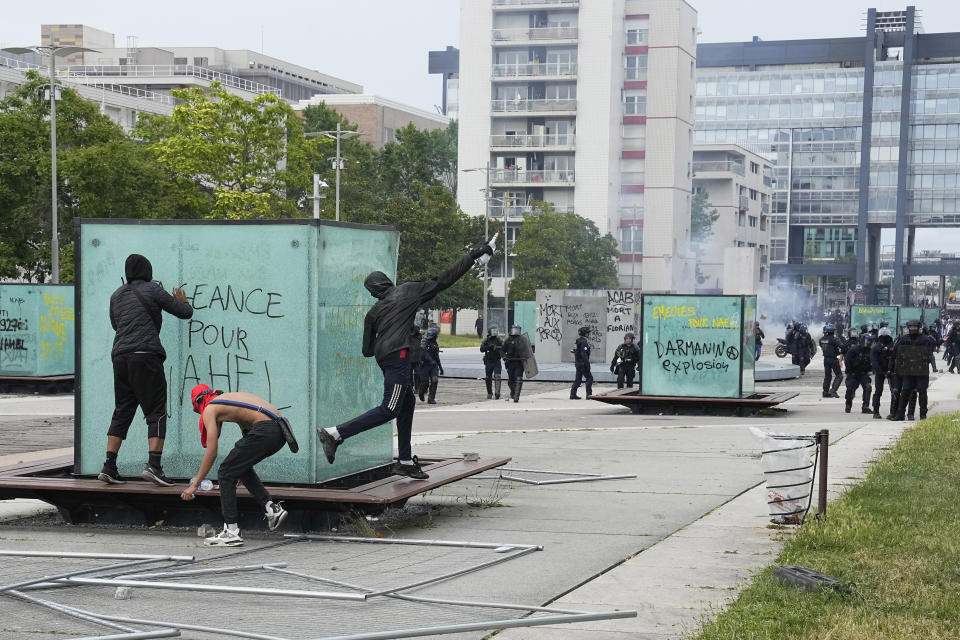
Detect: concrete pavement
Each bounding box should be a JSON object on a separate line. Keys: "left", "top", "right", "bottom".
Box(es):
{"left": 0, "top": 351, "right": 953, "bottom": 639}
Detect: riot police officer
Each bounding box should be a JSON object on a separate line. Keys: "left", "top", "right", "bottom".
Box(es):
{"left": 610, "top": 332, "right": 641, "bottom": 389}
{"left": 844, "top": 333, "right": 874, "bottom": 414}
{"left": 409, "top": 325, "right": 424, "bottom": 391}
{"left": 570, "top": 326, "right": 594, "bottom": 399}
{"left": 418, "top": 327, "right": 443, "bottom": 404}
{"left": 480, "top": 327, "right": 504, "bottom": 400}
{"left": 793, "top": 324, "right": 815, "bottom": 374}
{"left": 502, "top": 325, "right": 526, "bottom": 402}
{"left": 889, "top": 319, "right": 930, "bottom": 421}
{"left": 871, "top": 327, "right": 895, "bottom": 419}
{"left": 819, "top": 324, "right": 844, "bottom": 398}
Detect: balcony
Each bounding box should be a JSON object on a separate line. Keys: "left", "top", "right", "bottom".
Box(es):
{"left": 621, "top": 171, "right": 645, "bottom": 185}
{"left": 492, "top": 62, "right": 577, "bottom": 80}
{"left": 493, "top": 0, "right": 579, "bottom": 8}
{"left": 489, "top": 205, "right": 534, "bottom": 219}
{"left": 739, "top": 194, "right": 750, "bottom": 210}
{"left": 761, "top": 200, "right": 770, "bottom": 214}
{"left": 491, "top": 133, "right": 575, "bottom": 149}
{"left": 625, "top": 68, "right": 647, "bottom": 82}
{"left": 492, "top": 27, "right": 578, "bottom": 43}
{"left": 489, "top": 169, "right": 575, "bottom": 186}
{"left": 692, "top": 160, "right": 745, "bottom": 176}
{"left": 491, "top": 98, "right": 577, "bottom": 114}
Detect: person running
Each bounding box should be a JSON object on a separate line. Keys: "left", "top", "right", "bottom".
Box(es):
{"left": 182, "top": 385, "right": 294, "bottom": 547}
{"left": 315, "top": 242, "right": 494, "bottom": 480}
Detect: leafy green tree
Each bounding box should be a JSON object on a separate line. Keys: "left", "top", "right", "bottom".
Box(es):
{"left": 691, "top": 187, "right": 719, "bottom": 244}
{"left": 379, "top": 121, "right": 458, "bottom": 198}
{"left": 508, "top": 202, "right": 619, "bottom": 301}
{"left": 0, "top": 71, "right": 205, "bottom": 281}
{"left": 135, "top": 83, "right": 307, "bottom": 219}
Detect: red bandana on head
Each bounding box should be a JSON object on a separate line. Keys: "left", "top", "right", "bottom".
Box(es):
{"left": 190, "top": 384, "right": 222, "bottom": 448}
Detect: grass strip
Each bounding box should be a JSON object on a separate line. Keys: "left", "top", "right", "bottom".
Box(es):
{"left": 694, "top": 413, "right": 960, "bottom": 640}
{"left": 437, "top": 334, "right": 482, "bottom": 348}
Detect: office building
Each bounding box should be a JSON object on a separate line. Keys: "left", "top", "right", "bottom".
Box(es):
{"left": 294, "top": 94, "right": 450, "bottom": 149}
{"left": 41, "top": 24, "right": 361, "bottom": 103}
{"left": 691, "top": 144, "right": 773, "bottom": 292}
{"left": 458, "top": 0, "right": 698, "bottom": 293}
{"left": 696, "top": 6, "right": 960, "bottom": 304}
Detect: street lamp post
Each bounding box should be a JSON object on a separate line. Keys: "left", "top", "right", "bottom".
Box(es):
{"left": 306, "top": 123, "right": 361, "bottom": 222}
{"left": 3, "top": 45, "right": 97, "bottom": 283}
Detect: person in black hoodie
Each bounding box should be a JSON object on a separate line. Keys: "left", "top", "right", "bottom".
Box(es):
{"left": 316, "top": 242, "right": 493, "bottom": 480}
{"left": 98, "top": 254, "right": 193, "bottom": 486}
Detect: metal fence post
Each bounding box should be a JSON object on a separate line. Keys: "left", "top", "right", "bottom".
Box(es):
{"left": 817, "top": 429, "right": 829, "bottom": 518}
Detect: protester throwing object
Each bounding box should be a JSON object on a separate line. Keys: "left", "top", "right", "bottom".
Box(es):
{"left": 316, "top": 240, "right": 495, "bottom": 480}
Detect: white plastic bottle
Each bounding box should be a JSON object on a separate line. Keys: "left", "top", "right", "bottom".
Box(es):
{"left": 191, "top": 478, "right": 214, "bottom": 491}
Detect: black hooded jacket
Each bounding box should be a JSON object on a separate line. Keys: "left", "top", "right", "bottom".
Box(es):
{"left": 109, "top": 254, "right": 193, "bottom": 360}
{"left": 362, "top": 247, "right": 486, "bottom": 364}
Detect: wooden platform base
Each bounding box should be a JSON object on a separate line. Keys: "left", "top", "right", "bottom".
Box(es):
{"left": 589, "top": 389, "right": 799, "bottom": 416}
{"left": 0, "top": 375, "right": 74, "bottom": 394}
{"left": 0, "top": 452, "right": 510, "bottom": 529}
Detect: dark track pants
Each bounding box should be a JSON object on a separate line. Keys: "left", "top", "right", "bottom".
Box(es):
{"left": 217, "top": 421, "right": 285, "bottom": 523}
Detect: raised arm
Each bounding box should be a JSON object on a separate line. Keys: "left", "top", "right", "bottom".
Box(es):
{"left": 412, "top": 246, "right": 491, "bottom": 306}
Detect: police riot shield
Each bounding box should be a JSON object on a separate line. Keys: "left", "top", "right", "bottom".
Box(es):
{"left": 519, "top": 333, "right": 539, "bottom": 378}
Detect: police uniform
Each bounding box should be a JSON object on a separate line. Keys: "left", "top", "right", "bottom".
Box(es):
{"left": 843, "top": 339, "right": 873, "bottom": 414}
{"left": 418, "top": 331, "right": 443, "bottom": 404}
{"left": 570, "top": 329, "right": 594, "bottom": 399}
{"left": 871, "top": 332, "right": 895, "bottom": 418}
{"left": 819, "top": 330, "right": 844, "bottom": 397}
{"left": 610, "top": 336, "right": 640, "bottom": 389}
{"left": 480, "top": 331, "right": 504, "bottom": 400}
{"left": 889, "top": 325, "right": 930, "bottom": 420}
{"left": 502, "top": 328, "right": 526, "bottom": 402}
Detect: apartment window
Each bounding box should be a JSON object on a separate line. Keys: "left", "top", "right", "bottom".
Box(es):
{"left": 625, "top": 55, "right": 648, "bottom": 81}
{"left": 750, "top": 161, "right": 759, "bottom": 174}
{"left": 174, "top": 57, "right": 188, "bottom": 65}
{"left": 626, "top": 28, "right": 648, "bottom": 45}
{"left": 624, "top": 91, "right": 647, "bottom": 116}
{"left": 770, "top": 239, "right": 787, "bottom": 262}
{"left": 546, "top": 84, "right": 576, "bottom": 100}
{"left": 738, "top": 211, "right": 746, "bottom": 226}
{"left": 748, "top": 216, "right": 758, "bottom": 228}
{"left": 383, "top": 127, "right": 396, "bottom": 143}
{"left": 750, "top": 189, "right": 758, "bottom": 200}
{"left": 619, "top": 226, "right": 643, "bottom": 253}
{"left": 193, "top": 57, "right": 209, "bottom": 66}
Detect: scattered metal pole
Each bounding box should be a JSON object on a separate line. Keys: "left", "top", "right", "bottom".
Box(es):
{"left": 63, "top": 576, "right": 366, "bottom": 601}
{"left": 285, "top": 533, "right": 542, "bottom": 551}
{"left": 1, "top": 557, "right": 168, "bottom": 593}
{"left": 68, "top": 631, "right": 180, "bottom": 640}
{"left": 116, "top": 563, "right": 287, "bottom": 581}
{"left": 8, "top": 589, "right": 138, "bottom": 633}
{"left": 817, "top": 429, "right": 830, "bottom": 518}
{"left": 64, "top": 612, "right": 286, "bottom": 640}
{"left": 310, "top": 610, "right": 638, "bottom": 640}
{"left": 500, "top": 474, "right": 637, "bottom": 486}
{"left": 0, "top": 551, "right": 195, "bottom": 561}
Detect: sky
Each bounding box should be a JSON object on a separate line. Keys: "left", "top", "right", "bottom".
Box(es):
{"left": 3, "top": 0, "right": 960, "bottom": 250}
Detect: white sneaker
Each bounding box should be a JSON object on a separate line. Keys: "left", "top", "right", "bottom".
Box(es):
{"left": 265, "top": 502, "right": 288, "bottom": 531}
{"left": 204, "top": 526, "right": 243, "bottom": 547}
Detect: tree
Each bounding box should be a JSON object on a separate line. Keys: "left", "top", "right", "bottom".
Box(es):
{"left": 0, "top": 71, "right": 205, "bottom": 282}
{"left": 508, "top": 202, "right": 619, "bottom": 301}
{"left": 691, "top": 187, "right": 719, "bottom": 245}
{"left": 379, "top": 121, "right": 458, "bottom": 198}
{"left": 135, "top": 83, "right": 307, "bottom": 219}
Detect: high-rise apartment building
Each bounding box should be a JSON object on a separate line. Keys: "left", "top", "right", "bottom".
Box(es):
{"left": 696, "top": 7, "right": 960, "bottom": 304}
{"left": 458, "top": 0, "right": 698, "bottom": 293}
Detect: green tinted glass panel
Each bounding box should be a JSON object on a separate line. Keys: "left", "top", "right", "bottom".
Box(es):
{"left": 850, "top": 305, "right": 899, "bottom": 331}
{"left": 641, "top": 295, "right": 745, "bottom": 398}
{"left": 742, "top": 296, "right": 757, "bottom": 395}
{"left": 77, "top": 221, "right": 398, "bottom": 484}
{"left": 0, "top": 284, "right": 74, "bottom": 377}
{"left": 900, "top": 307, "right": 924, "bottom": 324}
{"left": 513, "top": 301, "right": 536, "bottom": 337}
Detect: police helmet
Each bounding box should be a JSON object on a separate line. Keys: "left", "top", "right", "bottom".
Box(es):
{"left": 879, "top": 321, "right": 889, "bottom": 328}
{"left": 929, "top": 323, "right": 938, "bottom": 329}
{"left": 906, "top": 319, "right": 921, "bottom": 334}
{"left": 823, "top": 324, "right": 835, "bottom": 334}
{"left": 799, "top": 324, "right": 808, "bottom": 332}
{"left": 860, "top": 324, "right": 869, "bottom": 334}
{"left": 426, "top": 327, "right": 439, "bottom": 338}
{"left": 578, "top": 326, "right": 591, "bottom": 337}
{"left": 879, "top": 327, "right": 892, "bottom": 338}
{"left": 488, "top": 326, "right": 499, "bottom": 337}
{"left": 509, "top": 325, "right": 521, "bottom": 336}
{"left": 624, "top": 332, "right": 635, "bottom": 341}
{"left": 863, "top": 332, "right": 875, "bottom": 342}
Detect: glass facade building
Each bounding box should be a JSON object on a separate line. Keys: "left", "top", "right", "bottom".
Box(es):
{"left": 695, "top": 7, "right": 960, "bottom": 304}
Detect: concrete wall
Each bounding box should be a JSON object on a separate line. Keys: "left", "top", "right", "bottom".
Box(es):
{"left": 535, "top": 289, "right": 639, "bottom": 363}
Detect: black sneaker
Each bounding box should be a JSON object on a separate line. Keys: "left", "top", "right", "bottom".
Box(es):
{"left": 844, "top": 405, "right": 851, "bottom": 413}
{"left": 873, "top": 411, "right": 882, "bottom": 419}
{"left": 141, "top": 464, "right": 175, "bottom": 487}
{"left": 861, "top": 407, "right": 873, "bottom": 414}
{"left": 907, "top": 414, "right": 915, "bottom": 421}
{"left": 570, "top": 395, "right": 581, "bottom": 400}
{"left": 392, "top": 456, "right": 429, "bottom": 480}
{"left": 830, "top": 391, "right": 840, "bottom": 398}
{"left": 316, "top": 428, "right": 340, "bottom": 464}
{"left": 919, "top": 412, "right": 927, "bottom": 420}
{"left": 98, "top": 464, "right": 125, "bottom": 484}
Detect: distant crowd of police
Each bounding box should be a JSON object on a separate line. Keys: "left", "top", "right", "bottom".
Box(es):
{"left": 780, "top": 317, "right": 960, "bottom": 420}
